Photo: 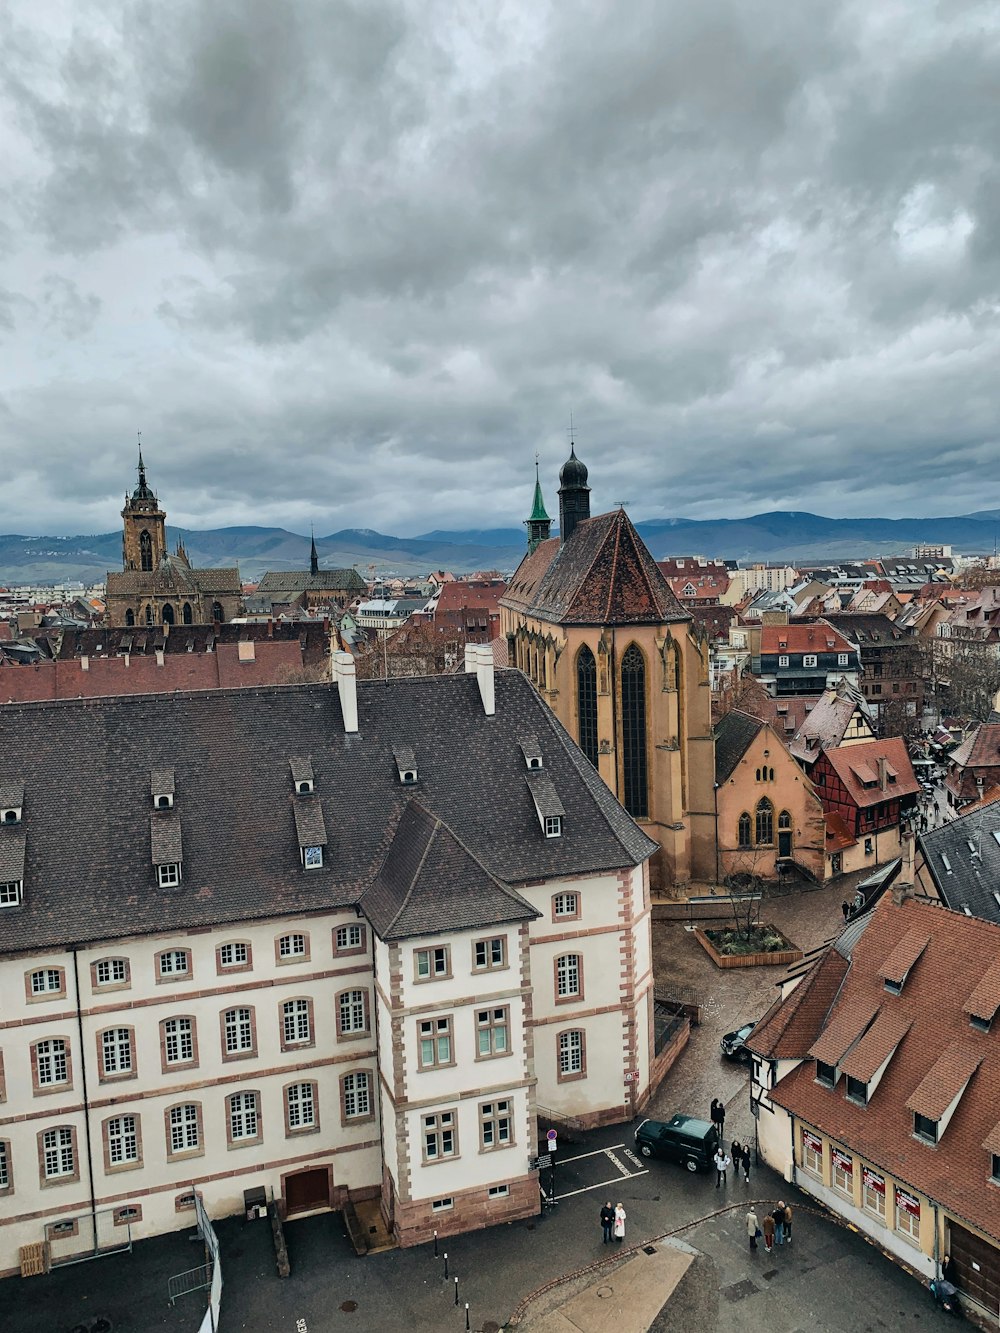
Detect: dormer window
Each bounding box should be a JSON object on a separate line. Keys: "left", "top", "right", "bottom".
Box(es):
{"left": 157, "top": 862, "right": 181, "bottom": 888}
{"left": 914, "top": 1113, "right": 938, "bottom": 1143}
{"left": 816, "top": 1060, "right": 838, "bottom": 1088}
{"left": 0, "top": 780, "right": 24, "bottom": 826}
{"left": 393, "top": 747, "right": 418, "bottom": 785}
{"left": 0, "top": 881, "right": 22, "bottom": 907}
{"left": 846, "top": 1074, "right": 868, "bottom": 1105}
{"left": 519, "top": 736, "right": 543, "bottom": 770}
{"left": 150, "top": 768, "right": 175, "bottom": 810}
{"left": 544, "top": 815, "right": 563, "bottom": 838}
{"left": 301, "top": 846, "right": 324, "bottom": 870}
{"left": 1, "top": 807, "right": 21, "bottom": 825}
{"left": 526, "top": 770, "right": 566, "bottom": 840}
{"left": 289, "top": 757, "right": 315, "bottom": 795}
{"left": 878, "top": 930, "right": 929, "bottom": 995}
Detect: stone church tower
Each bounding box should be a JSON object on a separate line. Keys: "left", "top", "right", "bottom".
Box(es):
{"left": 121, "top": 449, "right": 168, "bottom": 572}
{"left": 501, "top": 447, "right": 717, "bottom": 889}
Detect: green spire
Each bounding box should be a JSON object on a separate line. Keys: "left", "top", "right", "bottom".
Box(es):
{"left": 525, "top": 458, "right": 552, "bottom": 553}
{"left": 529, "top": 467, "right": 550, "bottom": 523}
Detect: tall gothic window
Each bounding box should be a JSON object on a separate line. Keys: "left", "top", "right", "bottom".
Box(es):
{"left": 756, "top": 798, "right": 774, "bottom": 845}
{"left": 124, "top": 609, "right": 135, "bottom": 627}
{"left": 212, "top": 601, "right": 224, "bottom": 623}
{"left": 144, "top": 604, "right": 154, "bottom": 626}
{"left": 162, "top": 603, "right": 175, "bottom": 625}
{"left": 182, "top": 602, "right": 193, "bottom": 625}
{"left": 737, "top": 812, "right": 752, "bottom": 848}
{"left": 139, "top": 530, "right": 153, "bottom": 571}
{"left": 577, "top": 646, "right": 598, "bottom": 768}
{"left": 620, "top": 644, "right": 648, "bottom": 818}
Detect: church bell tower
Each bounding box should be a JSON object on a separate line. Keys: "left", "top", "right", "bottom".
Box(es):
{"left": 121, "top": 447, "right": 167, "bottom": 572}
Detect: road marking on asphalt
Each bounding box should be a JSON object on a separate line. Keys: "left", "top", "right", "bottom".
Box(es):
{"left": 605, "top": 1149, "right": 630, "bottom": 1177}
{"left": 557, "top": 1143, "right": 626, "bottom": 1165}
{"left": 555, "top": 1169, "right": 650, "bottom": 1200}
{"left": 623, "top": 1148, "right": 643, "bottom": 1168}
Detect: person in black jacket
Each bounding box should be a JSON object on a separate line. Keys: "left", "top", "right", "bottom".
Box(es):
{"left": 942, "top": 1254, "right": 958, "bottom": 1285}
{"left": 600, "top": 1201, "right": 615, "bottom": 1244}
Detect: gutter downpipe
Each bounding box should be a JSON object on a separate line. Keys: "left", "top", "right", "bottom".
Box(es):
{"left": 72, "top": 947, "right": 99, "bottom": 1254}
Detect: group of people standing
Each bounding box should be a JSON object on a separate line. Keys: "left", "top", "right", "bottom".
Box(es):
{"left": 599, "top": 1201, "right": 627, "bottom": 1244}
{"left": 746, "top": 1201, "right": 793, "bottom": 1252}
{"left": 710, "top": 1098, "right": 751, "bottom": 1187}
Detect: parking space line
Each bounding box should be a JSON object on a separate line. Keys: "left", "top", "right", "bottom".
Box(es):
{"left": 556, "top": 1143, "right": 626, "bottom": 1165}
{"left": 555, "top": 1169, "right": 650, "bottom": 1199}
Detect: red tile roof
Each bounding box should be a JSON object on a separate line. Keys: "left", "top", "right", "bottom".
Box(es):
{"left": 825, "top": 811, "right": 857, "bottom": 851}
{"left": 747, "top": 948, "right": 849, "bottom": 1061}
{"left": 877, "top": 929, "right": 930, "bottom": 987}
{"left": 760, "top": 622, "right": 855, "bottom": 655}
{"left": 906, "top": 1043, "right": 983, "bottom": 1120}
{"left": 824, "top": 736, "right": 920, "bottom": 808}
{"left": 770, "top": 896, "right": 1000, "bottom": 1245}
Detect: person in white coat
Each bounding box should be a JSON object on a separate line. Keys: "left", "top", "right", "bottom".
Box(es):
{"left": 613, "top": 1202, "right": 627, "bottom": 1242}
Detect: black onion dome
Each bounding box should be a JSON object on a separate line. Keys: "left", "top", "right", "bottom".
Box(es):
{"left": 559, "top": 444, "right": 588, "bottom": 487}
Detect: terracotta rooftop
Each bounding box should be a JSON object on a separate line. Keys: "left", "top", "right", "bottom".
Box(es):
{"left": 963, "top": 958, "right": 1000, "bottom": 1024}
{"left": 809, "top": 997, "right": 880, "bottom": 1067}
{"left": 747, "top": 947, "right": 849, "bottom": 1061}
{"left": 877, "top": 928, "right": 930, "bottom": 988}
{"left": 760, "top": 622, "right": 855, "bottom": 655}
{"left": 824, "top": 736, "right": 920, "bottom": 808}
{"left": 839, "top": 1009, "right": 911, "bottom": 1082}
{"left": 906, "top": 1043, "right": 983, "bottom": 1121}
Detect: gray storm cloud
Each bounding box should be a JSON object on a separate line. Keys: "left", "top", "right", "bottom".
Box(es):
{"left": 0, "top": 0, "right": 998, "bottom": 536}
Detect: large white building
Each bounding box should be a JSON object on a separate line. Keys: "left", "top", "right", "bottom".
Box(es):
{"left": 0, "top": 649, "right": 669, "bottom": 1274}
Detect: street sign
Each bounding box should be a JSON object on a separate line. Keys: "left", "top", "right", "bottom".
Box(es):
{"left": 533, "top": 1154, "right": 552, "bottom": 1171}
{"left": 546, "top": 1129, "right": 558, "bottom": 1147}
{"left": 623, "top": 1071, "right": 638, "bottom": 1083}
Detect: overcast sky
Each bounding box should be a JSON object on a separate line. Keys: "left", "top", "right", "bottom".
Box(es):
{"left": 2, "top": 0, "right": 999, "bottom": 537}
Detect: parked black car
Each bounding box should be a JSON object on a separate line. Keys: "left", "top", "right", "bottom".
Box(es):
{"left": 720, "top": 1020, "right": 756, "bottom": 1063}
{"left": 634, "top": 1114, "right": 720, "bottom": 1171}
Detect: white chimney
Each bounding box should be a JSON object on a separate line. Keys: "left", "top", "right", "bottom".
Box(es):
{"left": 333, "top": 650, "right": 359, "bottom": 734}
{"left": 155, "top": 648, "right": 165, "bottom": 668}
{"left": 475, "top": 643, "right": 495, "bottom": 717}
{"left": 465, "top": 643, "right": 478, "bottom": 674}
{"left": 80, "top": 655, "right": 89, "bottom": 672}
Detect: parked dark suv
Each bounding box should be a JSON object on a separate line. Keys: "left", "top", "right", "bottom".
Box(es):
{"left": 634, "top": 1114, "right": 720, "bottom": 1172}
{"left": 720, "top": 1020, "right": 757, "bottom": 1063}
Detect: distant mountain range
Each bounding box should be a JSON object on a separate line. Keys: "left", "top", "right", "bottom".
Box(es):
{"left": 3, "top": 509, "right": 1000, "bottom": 585}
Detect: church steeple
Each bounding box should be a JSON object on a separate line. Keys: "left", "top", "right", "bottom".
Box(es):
{"left": 310, "top": 527, "right": 319, "bottom": 577}
{"left": 558, "top": 441, "right": 590, "bottom": 545}
{"left": 525, "top": 460, "right": 552, "bottom": 554}
{"left": 121, "top": 440, "right": 167, "bottom": 572}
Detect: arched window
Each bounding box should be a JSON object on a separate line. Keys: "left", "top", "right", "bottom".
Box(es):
{"left": 212, "top": 601, "right": 224, "bottom": 624}
{"left": 621, "top": 644, "right": 648, "bottom": 818}
{"left": 738, "top": 812, "right": 752, "bottom": 848}
{"left": 778, "top": 810, "right": 792, "bottom": 830}
{"left": 756, "top": 798, "right": 774, "bottom": 846}
{"left": 139, "top": 530, "right": 153, "bottom": 571}
{"left": 182, "top": 602, "right": 193, "bottom": 625}
{"left": 124, "top": 609, "right": 135, "bottom": 627}
{"left": 144, "top": 604, "right": 154, "bottom": 626}
{"left": 577, "top": 645, "right": 598, "bottom": 768}
{"left": 162, "top": 603, "right": 174, "bottom": 625}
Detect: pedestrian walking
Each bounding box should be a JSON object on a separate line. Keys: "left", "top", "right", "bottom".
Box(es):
{"left": 762, "top": 1212, "right": 775, "bottom": 1253}
{"left": 746, "top": 1208, "right": 760, "bottom": 1252}
{"left": 782, "top": 1202, "right": 793, "bottom": 1245}
{"left": 739, "top": 1141, "right": 751, "bottom": 1184}
{"left": 841, "top": 900, "right": 850, "bottom": 921}
{"left": 714, "top": 1147, "right": 730, "bottom": 1188}
{"left": 613, "top": 1202, "right": 626, "bottom": 1242}
{"left": 772, "top": 1202, "right": 786, "bottom": 1246}
{"left": 600, "top": 1201, "right": 614, "bottom": 1244}
{"left": 710, "top": 1096, "right": 726, "bottom": 1137}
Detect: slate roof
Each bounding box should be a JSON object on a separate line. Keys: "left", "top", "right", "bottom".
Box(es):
{"left": 257, "top": 569, "right": 367, "bottom": 595}
{"left": 714, "top": 710, "right": 765, "bottom": 784}
{"left": 823, "top": 737, "right": 920, "bottom": 808}
{"left": 769, "top": 896, "right": 1000, "bottom": 1246}
{"left": 0, "top": 669, "right": 655, "bottom": 954}
{"left": 107, "top": 560, "right": 241, "bottom": 596}
{"left": 917, "top": 801, "right": 1000, "bottom": 923}
{"left": 789, "top": 682, "right": 873, "bottom": 765}
{"left": 361, "top": 801, "right": 538, "bottom": 940}
{"left": 501, "top": 509, "right": 688, "bottom": 626}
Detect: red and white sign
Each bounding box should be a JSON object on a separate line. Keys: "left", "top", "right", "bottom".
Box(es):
{"left": 896, "top": 1188, "right": 920, "bottom": 1218}
{"left": 623, "top": 1071, "right": 638, "bottom": 1084}
{"left": 832, "top": 1148, "right": 853, "bottom": 1174}
{"left": 546, "top": 1129, "right": 558, "bottom": 1147}
{"left": 802, "top": 1130, "right": 823, "bottom": 1154}
{"left": 862, "top": 1167, "right": 885, "bottom": 1195}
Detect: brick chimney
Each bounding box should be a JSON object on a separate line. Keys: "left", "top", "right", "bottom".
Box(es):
{"left": 877, "top": 756, "right": 887, "bottom": 791}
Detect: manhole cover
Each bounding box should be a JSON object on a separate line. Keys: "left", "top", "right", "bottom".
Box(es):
{"left": 721, "top": 1279, "right": 760, "bottom": 1303}
{"left": 340, "top": 1300, "right": 358, "bottom": 1313}
{"left": 643, "top": 1246, "right": 657, "bottom": 1255}
{"left": 596, "top": 1286, "right": 615, "bottom": 1299}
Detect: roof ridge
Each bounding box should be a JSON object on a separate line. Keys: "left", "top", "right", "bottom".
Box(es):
{"left": 604, "top": 511, "right": 624, "bottom": 623}
{"left": 383, "top": 802, "right": 441, "bottom": 936}
{"left": 420, "top": 801, "right": 538, "bottom": 917}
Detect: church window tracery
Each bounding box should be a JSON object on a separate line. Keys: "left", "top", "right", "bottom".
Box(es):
{"left": 621, "top": 644, "right": 648, "bottom": 818}
{"left": 756, "top": 798, "right": 774, "bottom": 846}
{"left": 139, "top": 530, "right": 153, "bottom": 571}
{"left": 576, "top": 646, "right": 598, "bottom": 768}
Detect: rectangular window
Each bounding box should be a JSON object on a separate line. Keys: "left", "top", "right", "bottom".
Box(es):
{"left": 106, "top": 1114, "right": 140, "bottom": 1167}
{"left": 419, "top": 1016, "right": 454, "bottom": 1068}
{"left": 474, "top": 937, "right": 506, "bottom": 971}
{"left": 163, "top": 1017, "right": 195, "bottom": 1066}
{"left": 476, "top": 1007, "right": 510, "bottom": 1058}
{"left": 838, "top": 653, "right": 849, "bottom": 666}
{"left": 302, "top": 846, "right": 323, "bottom": 869}
{"left": 156, "top": 863, "right": 181, "bottom": 888}
{"left": 217, "top": 942, "right": 250, "bottom": 971}
{"left": 895, "top": 1190, "right": 920, "bottom": 1242}
{"left": 282, "top": 999, "right": 312, "bottom": 1046}
{"left": 778, "top": 654, "right": 790, "bottom": 667}
{"left": 544, "top": 815, "right": 562, "bottom": 838}
{"left": 831, "top": 1150, "right": 853, "bottom": 1199}
{"left": 100, "top": 1028, "right": 133, "bottom": 1078}
{"left": 801, "top": 1129, "right": 823, "bottom": 1177}
{"left": 846, "top": 1075, "right": 868, "bottom": 1105}
{"left": 0, "top": 882, "right": 22, "bottom": 907}
{"left": 488, "top": 1184, "right": 509, "bottom": 1198}
{"left": 286, "top": 1082, "right": 317, "bottom": 1132}
{"left": 228, "top": 1091, "right": 260, "bottom": 1143}
{"left": 35, "top": 1039, "right": 69, "bottom": 1088}
{"left": 337, "top": 989, "right": 369, "bottom": 1036}
{"left": 94, "top": 958, "right": 129, "bottom": 987}
{"left": 277, "top": 933, "right": 308, "bottom": 962}
{"left": 552, "top": 892, "right": 579, "bottom": 919}
{"left": 431, "top": 1197, "right": 454, "bottom": 1212}
{"left": 816, "top": 1060, "right": 837, "bottom": 1087}
{"left": 862, "top": 1167, "right": 886, "bottom": 1222}
{"left": 914, "top": 1113, "right": 938, "bottom": 1143}
{"left": 555, "top": 953, "right": 582, "bottom": 1000}
{"left": 423, "top": 1110, "right": 457, "bottom": 1162}
{"left": 42, "top": 1127, "right": 75, "bottom": 1179}
{"left": 0, "top": 1140, "right": 9, "bottom": 1190}
{"left": 558, "top": 1029, "right": 585, "bottom": 1079}
{"left": 342, "top": 1071, "right": 371, "bottom": 1120}
{"left": 803, "top": 654, "right": 817, "bottom": 668}
{"left": 168, "top": 1104, "right": 200, "bottom": 1155}
{"left": 334, "top": 923, "right": 365, "bottom": 955}
{"left": 30, "top": 968, "right": 64, "bottom": 997}
{"left": 157, "top": 949, "right": 191, "bottom": 980}
{"left": 415, "top": 946, "right": 450, "bottom": 980}
{"left": 480, "top": 1099, "right": 513, "bottom": 1150}
{"left": 223, "top": 1007, "right": 255, "bottom": 1056}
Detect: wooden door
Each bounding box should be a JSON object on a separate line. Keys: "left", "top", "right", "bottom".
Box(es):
{"left": 949, "top": 1220, "right": 1000, "bottom": 1312}
{"left": 285, "top": 1167, "right": 330, "bottom": 1215}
